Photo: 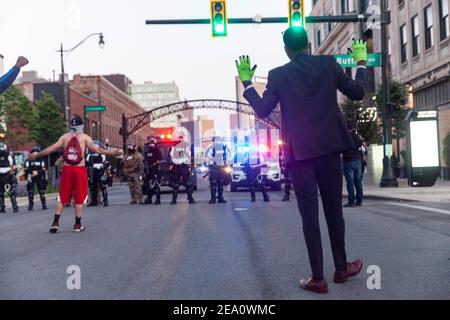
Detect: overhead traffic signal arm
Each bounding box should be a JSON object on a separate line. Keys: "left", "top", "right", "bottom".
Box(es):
{"left": 146, "top": 14, "right": 390, "bottom": 26}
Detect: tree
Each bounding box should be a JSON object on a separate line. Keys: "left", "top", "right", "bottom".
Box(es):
{"left": 341, "top": 98, "right": 382, "bottom": 145}
{"left": 0, "top": 86, "right": 35, "bottom": 150}
{"left": 376, "top": 78, "right": 409, "bottom": 144}
{"left": 443, "top": 133, "right": 450, "bottom": 168}
{"left": 30, "top": 93, "right": 65, "bottom": 149}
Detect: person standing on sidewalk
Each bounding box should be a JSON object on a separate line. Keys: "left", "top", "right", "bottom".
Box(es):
{"left": 235, "top": 27, "right": 368, "bottom": 294}
{"left": 28, "top": 116, "right": 122, "bottom": 233}
{"left": 343, "top": 121, "right": 364, "bottom": 208}
{"left": 0, "top": 57, "right": 29, "bottom": 94}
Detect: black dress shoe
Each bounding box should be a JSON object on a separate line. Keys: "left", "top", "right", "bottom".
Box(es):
{"left": 355, "top": 202, "right": 362, "bottom": 207}
{"left": 343, "top": 202, "right": 355, "bottom": 208}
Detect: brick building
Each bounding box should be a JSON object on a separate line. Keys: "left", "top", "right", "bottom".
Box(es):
{"left": 71, "top": 74, "right": 151, "bottom": 148}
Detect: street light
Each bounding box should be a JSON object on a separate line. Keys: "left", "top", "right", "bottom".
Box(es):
{"left": 57, "top": 33, "right": 105, "bottom": 130}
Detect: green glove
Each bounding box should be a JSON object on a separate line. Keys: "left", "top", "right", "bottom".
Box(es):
{"left": 348, "top": 39, "right": 368, "bottom": 63}
{"left": 235, "top": 55, "right": 257, "bottom": 83}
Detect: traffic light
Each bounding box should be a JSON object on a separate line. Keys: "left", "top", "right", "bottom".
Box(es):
{"left": 210, "top": 1, "right": 228, "bottom": 37}
{"left": 288, "top": 0, "right": 305, "bottom": 28}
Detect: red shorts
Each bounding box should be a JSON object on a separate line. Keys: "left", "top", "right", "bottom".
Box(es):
{"left": 58, "top": 166, "right": 88, "bottom": 205}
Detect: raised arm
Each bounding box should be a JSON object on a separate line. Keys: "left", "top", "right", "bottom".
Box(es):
{"left": 235, "top": 55, "right": 280, "bottom": 119}
{"left": 32, "top": 137, "right": 65, "bottom": 160}
{"left": 336, "top": 39, "right": 369, "bottom": 101}
{"left": 0, "top": 57, "right": 29, "bottom": 94}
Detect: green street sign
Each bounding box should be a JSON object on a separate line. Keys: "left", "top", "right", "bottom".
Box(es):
{"left": 85, "top": 105, "right": 106, "bottom": 113}
{"left": 335, "top": 53, "right": 382, "bottom": 68}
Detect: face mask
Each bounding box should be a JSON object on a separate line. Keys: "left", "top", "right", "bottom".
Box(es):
{"left": 71, "top": 125, "right": 84, "bottom": 134}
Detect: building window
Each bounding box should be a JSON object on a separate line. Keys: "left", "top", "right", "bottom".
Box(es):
{"left": 341, "top": 0, "right": 350, "bottom": 14}
{"left": 424, "top": 5, "right": 434, "bottom": 49}
{"left": 400, "top": 24, "right": 408, "bottom": 63}
{"left": 411, "top": 15, "right": 420, "bottom": 57}
{"left": 439, "top": 0, "right": 449, "bottom": 40}
{"left": 316, "top": 29, "right": 321, "bottom": 47}
{"left": 399, "top": 0, "right": 405, "bottom": 9}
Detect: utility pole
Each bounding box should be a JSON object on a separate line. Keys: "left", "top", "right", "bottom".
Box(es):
{"left": 379, "top": 0, "right": 398, "bottom": 187}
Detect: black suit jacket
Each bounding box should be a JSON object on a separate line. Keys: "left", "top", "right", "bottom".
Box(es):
{"left": 244, "top": 53, "right": 368, "bottom": 163}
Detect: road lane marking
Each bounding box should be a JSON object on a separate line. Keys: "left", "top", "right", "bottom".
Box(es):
{"left": 387, "top": 202, "right": 450, "bottom": 216}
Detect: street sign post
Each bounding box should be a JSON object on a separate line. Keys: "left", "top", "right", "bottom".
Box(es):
{"left": 84, "top": 105, "right": 106, "bottom": 138}
{"left": 335, "top": 53, "right": 382, "bottom": 68}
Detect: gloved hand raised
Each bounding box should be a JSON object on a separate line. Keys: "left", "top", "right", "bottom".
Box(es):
{"left": 235, "top": 55, "right": 257, "bottom": 83}
{"left": 348, "top": 39, "right": 367, "bottom": 65}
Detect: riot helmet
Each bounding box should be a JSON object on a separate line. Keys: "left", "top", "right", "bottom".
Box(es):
{"left": 0, "top": 142, "right": 8, "bottom": 153}
{"left": 30, "top": 145, "right": 41, "bottom": 154}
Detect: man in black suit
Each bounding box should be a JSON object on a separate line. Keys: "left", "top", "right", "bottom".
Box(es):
{"left": 236, "top": 27, "right": 368, "bottom": 294}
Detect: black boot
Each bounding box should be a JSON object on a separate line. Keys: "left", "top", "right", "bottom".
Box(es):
{"left": 0, "top": 194, "right": 5, "bottom": 213}
{"left": 102, "top": 190, "right": 108, "bottom": 207}
{"left": 250, "top": 186, "right": 256, "bottom": 202}
{"left": 40, "top": 193, "right": 47, "bottom": 210}
{"left": 28, "top": 194, "right": 34, "bottom": 211}
{"left": 154, "top": 188, "right": 161, "bottom": 205}
{"left": 87, "top": 188, "right": 97, "bottom": 207}
{"left": 218, "top": 184, "right": 227, "bottom": 203}
{"left": 209, "top": 184, "right": 217, "bottom": 204}
{"left": 171, "top": 188, "right": 178, "bottom": 205}
{"left": 282, "top": 194, "right": 290, "bottom": 202}
{"left": 187, "top": 186, "right": 196, "bottom": 204}
{"left": 262, "top": 185, "right": 270, "bottom": 202}
{"left": 11, "top": 195, "right": 19, "bottom": 213}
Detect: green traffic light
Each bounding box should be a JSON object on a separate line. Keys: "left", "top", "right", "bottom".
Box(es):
{"left": 215, "top": 13, "right": 224, "bottom": 23}
{"left": 214, "top": 23, "right": 225, "bottom": 34}
{"left": 292, "top": 12, "right": 302, "bottom": 26}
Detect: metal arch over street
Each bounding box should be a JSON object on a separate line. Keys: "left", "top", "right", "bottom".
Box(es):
{"left": 124, "top": 99, "right": 281, "bottom": 138}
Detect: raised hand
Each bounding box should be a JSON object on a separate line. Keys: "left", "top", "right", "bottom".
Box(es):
{"left": 348, "top": 39, "right": 367, "bottom": 64}
{"left": 15, "top": 56, "right": 29, "bottom": 68}
{"left": 235, "top": 55, "right": 257, "bottom": 83}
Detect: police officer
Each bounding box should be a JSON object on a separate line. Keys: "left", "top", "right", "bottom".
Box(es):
{"left": 143, "top": 137, "right": 162, "bottom": 205}
{"left": 242, "top": 148, "right": 270, "bottom": 203}
{"left": 86, "top": 141, "right": 109, "bottom": 207}
{"left": 280, "top": 151, "right": 291, "bottom": 202}
{"left": 123, "top": 144, "right": 144, "bottom": 205}
{"left": 208, "top": 137, "right": 230, "bottom": 204}
{"left": 169, "top": 136, "right": 196, "bottom": 205}
{"left": 0, "top": 142, "right": 19, "bottom": 213}
{"left": 24, "top": 145, "right": 48, "bottom": 211}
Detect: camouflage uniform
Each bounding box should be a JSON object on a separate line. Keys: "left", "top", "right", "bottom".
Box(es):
{"left": 123, "top": 151, "right": 144, "bottom": 204}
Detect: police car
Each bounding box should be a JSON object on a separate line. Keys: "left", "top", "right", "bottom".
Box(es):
{"left": 231, "top": 144, "right": 281, "bottom": 192}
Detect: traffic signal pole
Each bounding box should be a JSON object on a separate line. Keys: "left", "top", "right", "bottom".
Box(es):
{"left": 146, "top": 6, "right": 398, "bottom": 188}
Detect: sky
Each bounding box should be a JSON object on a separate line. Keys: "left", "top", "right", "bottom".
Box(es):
{"left": 1, "top": 0, "right": 312, "bottom": 128}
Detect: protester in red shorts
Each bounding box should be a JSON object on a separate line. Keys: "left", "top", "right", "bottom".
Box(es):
{"left": 28, "top": 116, "right": 122, "bottom": 233}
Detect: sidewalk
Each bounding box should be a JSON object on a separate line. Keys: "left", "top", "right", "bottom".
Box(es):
{"left": 344, "top": 178, "right": 450, "bottom": 203}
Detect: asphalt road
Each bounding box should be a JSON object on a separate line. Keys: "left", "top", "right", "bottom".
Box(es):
{"left": 0, "top": 180, "right": 449, "bottom": 300}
